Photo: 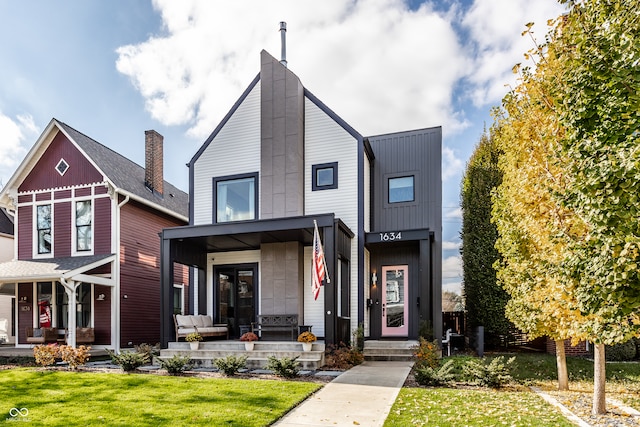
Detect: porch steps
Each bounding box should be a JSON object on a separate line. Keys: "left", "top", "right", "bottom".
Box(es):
{"left": 157, "top": 341, "right": 325, "bottom": 370}
{"left": 363, "top": 340, "right": 418, "bottom": 362}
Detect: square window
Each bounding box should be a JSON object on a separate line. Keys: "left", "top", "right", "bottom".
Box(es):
{"left": 312, "top": 162, "right": 338, "bottom": 191}
{"left": 214, "top": 173, "right": 257, "bottom": 223}
{"left": 388, "top": 176, "right": 414, "bottom": 203}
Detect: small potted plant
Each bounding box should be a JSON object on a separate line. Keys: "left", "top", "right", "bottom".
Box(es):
{"left": 240, "top": 332, "right": 259, "bottom": 351}
{"left": 297, "top": 331, "right": 316, "bottom": 352}
{"left": 185, "top": 332, "right": 203, "bottom": 350}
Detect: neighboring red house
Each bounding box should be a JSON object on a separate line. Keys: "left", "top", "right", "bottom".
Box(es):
{"left": 0, "top": 119, "right": 188, "bottom": 349}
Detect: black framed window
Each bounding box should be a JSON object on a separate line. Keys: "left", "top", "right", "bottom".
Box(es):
{"left": 388, "top": 176, "right": 414, "bottom": 203}
{"left": 75, "top": 200, "right": 92, "bottom": 251}
{"left": 312, "top": 162, "right": 338, "bottom": 191}
{"left": 213, "top": 172, "right": 258, "bottom": 223}
{"left": 36, "top": 204, "right": 52, "bottom": 254}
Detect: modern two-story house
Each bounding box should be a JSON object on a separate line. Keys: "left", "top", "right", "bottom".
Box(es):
{"left": 0, "top": 119, "right": 188, "bottom": 349}
{"left": 159, "top": 49, "right": 442, "bottom": 346}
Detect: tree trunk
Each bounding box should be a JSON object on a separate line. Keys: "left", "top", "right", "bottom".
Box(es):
{"left": 555, "top": 339, "right": 569, "bottom": 391}
{"left": 593, "top": 343, "right": 606, "bottom": 415}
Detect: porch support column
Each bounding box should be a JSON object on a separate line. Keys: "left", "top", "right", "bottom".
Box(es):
{"left": 323, "top": 222, "right": 336, "bottom": 345}
{"left": 60, "top": 278, "right": 79, "bottom": 348}
{"left": 160, "top": 235, "right": 174, "bottom": 348}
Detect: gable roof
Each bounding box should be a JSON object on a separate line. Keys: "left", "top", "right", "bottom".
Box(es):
{"left": 0, "top": 119, "right": 188, "bottom": 221}
{"left": 57, "top": 121, "right": 188, "bottom": 220}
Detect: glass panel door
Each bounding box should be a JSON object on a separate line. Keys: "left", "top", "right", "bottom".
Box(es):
{"left": 381, "top": 265, "right": 408, "bottom": 337}
{"left": 216, "top": 266, "right": 256, "bottom": 338}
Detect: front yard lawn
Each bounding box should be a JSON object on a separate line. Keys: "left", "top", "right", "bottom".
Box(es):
{"left": 1, "top": 368, "right": 320, "bottom": 426}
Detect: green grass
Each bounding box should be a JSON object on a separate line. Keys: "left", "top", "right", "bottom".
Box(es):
{"left": 386, "top": 353, "right": 640, "bottom": 427}
{"left": 0, "top": 368, "right": 320, "bottom": 426}
{"left": 386, "top": 387, "right": 575, "bottom": 426}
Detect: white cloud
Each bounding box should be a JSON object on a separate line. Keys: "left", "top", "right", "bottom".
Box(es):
{"left": 442, "top": 255, "right": 462, "bottom": 279}
{"left": 442, "top": 146, "right": 464, "bottom": 181}
{"left": 461, "top": 0, "right": 566, "bottom": 106}
{"left": 0, "top": 113, "right": 37, "bottom": 188}
{"left": 445, "top": 207, "right": 462, "bottom": 219}
{"left": 116, "top": 0, "right": 471, "bottom": 139}
{"left": 442, "top": 240, "right": 460, "bottom": 251}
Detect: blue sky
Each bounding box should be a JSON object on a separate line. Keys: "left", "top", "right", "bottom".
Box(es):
{"left": 0, "top": 0, "right": 566, "bottom": 295}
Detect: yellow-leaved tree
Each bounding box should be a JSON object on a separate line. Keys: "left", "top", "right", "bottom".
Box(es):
{"left": 492, "top": 19, "right": 587, "bottom": 392}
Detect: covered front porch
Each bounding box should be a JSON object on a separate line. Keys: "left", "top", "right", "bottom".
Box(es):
{"left": 159, "top": 214, "right": 355, "bottom": 348}
{"left": 0, "top": 254, "right": 116, "bottom": 348}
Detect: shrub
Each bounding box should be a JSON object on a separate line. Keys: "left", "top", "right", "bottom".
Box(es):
{"left": 463, "top": 356, "right": 515, "bottom": 388}
{"left": 58, "top": 345, "right": 91, "bottom": 370}
{"left": 413, "top": 337, "right": 440, "bottom": 369}
{"left": 107, "top": 349, "right": 149, "bottom": 372}
{"left": 418, "top": 320, "right": 434, "bottom": 341}
{"left": 214, "top": 355, "right": 248, "bottom": 376}
{"left": 134, "top": 343, "right": 160, "bottom": 360}
{"left": 352, "top": 323, "right": 364, "bottom": 351}
{"left": 415, "top": 359, "right": 456, "bottom": 387}
{"left": 34, "top": 344, "right": 59, "bottom": 367}
{"left": 266, "top": 356, "right": 300, "bottom": 378}
{"left": 324, "top": 343, "right": 364, "bottom": 370}
{"left": 606, "top": 341, "right": 637, "bottom": 361}
{"left": 158, "top": 355, "right": 192, "bottom": 375}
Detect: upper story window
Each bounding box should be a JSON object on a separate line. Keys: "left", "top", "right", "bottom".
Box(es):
{"left": 75, "top": 200, "right": 92, "bottom": 252}
{"left": 36, "top": 204, "right": 52, "bottom": 254}
{"left": 388, "top": 176, "right": 415, "bottom": 203}
{"left": 213, "top": 173, "right": 257, "bottom": 223}
{"left": 312, "top": 162, "right": 338, "bottom": 191}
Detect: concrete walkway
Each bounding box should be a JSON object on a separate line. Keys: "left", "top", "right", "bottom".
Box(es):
{"left": 274, "top": 360, "right": 414, "bottom": 427}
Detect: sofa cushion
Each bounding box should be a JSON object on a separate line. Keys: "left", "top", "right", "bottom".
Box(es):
{"left": 175, "top": 315, "right": 194, "bottom": 328}
{"left": 33, "top": 328, "right": 42, "bottom": 337}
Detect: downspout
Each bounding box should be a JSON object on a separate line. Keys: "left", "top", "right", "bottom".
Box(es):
{"left": 114, "top": 194, "right": 130, "bottom": 351}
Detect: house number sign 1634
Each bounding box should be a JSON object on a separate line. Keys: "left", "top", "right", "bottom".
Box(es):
{"left": 379, "top": 232, "right": 402, "bottom": 241}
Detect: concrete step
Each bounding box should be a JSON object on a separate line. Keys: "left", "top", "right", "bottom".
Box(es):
{"left": 159, "top": 340, "right": 325, "bottom": 369}
{"left": 363, "top": 340, "right": 417, "bottom": 362}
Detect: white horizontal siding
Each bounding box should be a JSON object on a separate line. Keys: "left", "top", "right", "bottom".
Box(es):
{"left": 303, "top": 246, "right": 325, "bottom": 337}
{"left": 193, "top": 82, "right": 261, "bottom": 225}
{"left": 304, "top": 97, "right": 359, "bottom": 228}
{"left": 305, "top": 97, "right": 361, "bottom": 339}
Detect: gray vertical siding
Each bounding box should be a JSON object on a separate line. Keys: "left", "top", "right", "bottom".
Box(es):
{"left": 369, "top": 127, "right": 442, "bottom": 233}
{"left": 368, "top": 127, "right": 442, "bottom": 340}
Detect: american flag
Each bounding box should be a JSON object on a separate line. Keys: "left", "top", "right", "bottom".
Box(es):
{"left": 312, "top": 220, "right": 328, "bottom": 300}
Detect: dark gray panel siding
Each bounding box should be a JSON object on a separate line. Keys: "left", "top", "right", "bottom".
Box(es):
{"left": 369, "top": 127, "right": 442, "bottom": 232}
{"left": 368, "top": 127, "right": 442, "bottom": 340}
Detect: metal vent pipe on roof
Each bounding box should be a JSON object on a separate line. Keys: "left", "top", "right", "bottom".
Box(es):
{"left": 279, "top": 21, "right": 287, "bottom": 67}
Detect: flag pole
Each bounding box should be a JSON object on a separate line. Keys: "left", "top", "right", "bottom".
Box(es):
{"left": 314, "top": 220, "right": 330, "bottom": 284}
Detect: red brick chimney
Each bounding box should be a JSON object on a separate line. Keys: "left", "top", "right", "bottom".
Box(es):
{"left": 144, "top": 130, "right": 164, "bottom": 196}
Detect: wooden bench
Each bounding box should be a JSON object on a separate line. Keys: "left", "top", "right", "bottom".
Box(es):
{"left": 26, "top": 327, "right": 58, "bottom": 344}
{"left": 70, "top": 327, "right": 95, "bottom": 344}
{"left": 173, "top": 314, "right": 229, "bottom": 340}
{"left": 252, "top": 314, "right": 298, "bottom": 341}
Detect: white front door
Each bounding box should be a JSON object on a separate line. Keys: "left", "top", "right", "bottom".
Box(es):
{"left": 381, "top": 265, "right": 409, "bottom": 337}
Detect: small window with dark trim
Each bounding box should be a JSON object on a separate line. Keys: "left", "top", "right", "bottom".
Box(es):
{"left": 312, "top": 162, "right": 338, "bottom": 191}
{"left": 213, "top": 172, "right": 258, "bottom": 223}
{"left": 388, "top": 176, "right": 414, "bottom": 203}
